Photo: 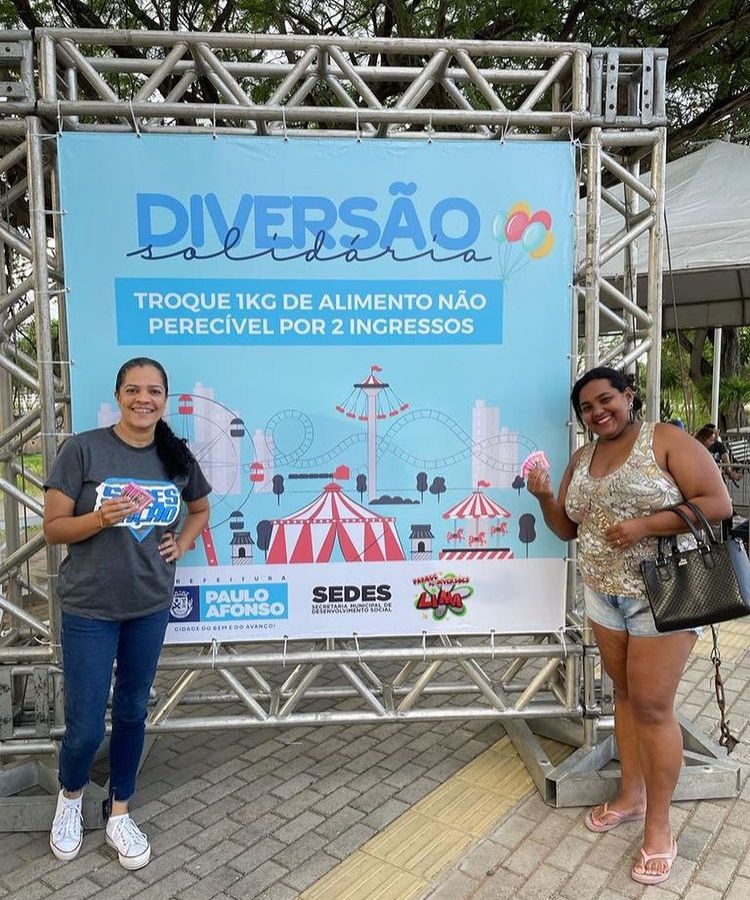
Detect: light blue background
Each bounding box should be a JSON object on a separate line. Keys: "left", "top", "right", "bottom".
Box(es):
{"left": 58, "top": 134, "right": 575, "bottom": 567}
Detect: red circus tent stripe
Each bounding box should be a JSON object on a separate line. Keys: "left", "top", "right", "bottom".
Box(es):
{"left": 267, "top": 483, "right": 406, "bottom": 564}
{"left": 363, "top": 521, "right": 385, "bottom": 562}
{"left": 289, "top": 521, "right": 313, "bottom": 564}
{"left": 317, "top": 523, "right": 338, "bottom": 562}
{"left": 442, "top": 490, "right": 511, "bottom": 520}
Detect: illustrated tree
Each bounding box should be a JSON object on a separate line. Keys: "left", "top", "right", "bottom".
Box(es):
{"left": 356, "top": 473, "right": 367, "bottom": 501}
{"left": 416, "top": 472, "right": 428, "bottom": 501}
{"left": 512, "top": 475, "right": 525, "bottom": 495}
{"left": 518, "top": 513, "right": 537, "bottom": 559}
{"left": 272, "top": 474, "right": 285, "bottom": 506}
{"left": 429, "top": 476, "right": 446, "bottom": 502}
{"left": 256, "top": 520, "right": 273, "bottom": 561}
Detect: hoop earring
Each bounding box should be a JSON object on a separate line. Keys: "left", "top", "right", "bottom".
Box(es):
{"left": 628, "top": 406, "right": 635, "bottom": 423}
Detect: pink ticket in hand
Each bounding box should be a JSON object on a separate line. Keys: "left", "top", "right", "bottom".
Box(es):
{"left": 121, "top": 482, "right": 153, "bottom": 512}
{"left": 521, "top": 451, "right": 550, "bottom": 479}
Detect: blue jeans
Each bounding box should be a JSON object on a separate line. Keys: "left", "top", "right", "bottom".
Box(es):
{"left": 59, "top": 607, "right": 169, "bottom": 802}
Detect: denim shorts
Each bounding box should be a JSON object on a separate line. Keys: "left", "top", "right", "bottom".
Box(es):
{"left": 583, "top": 585, "right": 702, "bottom": 637}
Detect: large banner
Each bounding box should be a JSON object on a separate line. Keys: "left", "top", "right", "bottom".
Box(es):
{"left": 58, "top": 134, "right": 575, "bottom": 643}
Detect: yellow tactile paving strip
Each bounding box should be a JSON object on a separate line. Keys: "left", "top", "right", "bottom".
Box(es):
{"left": 692, "top": 618, "right": 750, "bottom": 660}
{"left": 302, "top": 852, "right": 427, "bottom": 900}
{"left": 303, "top": 622, "right": 750, "bottom": 900}
{"left": 302, "top": 735, "right": 571, "bottom": 900}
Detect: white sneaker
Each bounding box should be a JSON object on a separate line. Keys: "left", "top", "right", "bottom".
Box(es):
{"left": 50, "top": 790, "right": 83, "bottom": 861}
{"left": 105, "top": 813, "right": 151, "bottom": 870}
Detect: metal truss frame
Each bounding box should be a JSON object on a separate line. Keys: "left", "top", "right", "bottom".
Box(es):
{"left": 0, "top": 29, "right": 739, "bottom": 829}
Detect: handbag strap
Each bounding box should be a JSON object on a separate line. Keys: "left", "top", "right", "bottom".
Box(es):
{"left": 657, "top": 503, "right": 708, "bottom": 559}
{"left": 672, "top": 500, "right": 719, "bottom": 545}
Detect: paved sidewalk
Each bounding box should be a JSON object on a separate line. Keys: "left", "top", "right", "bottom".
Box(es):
{"left": 425, "top": 633, "right": 750, "bottom": 900}
{"left": 0, "top": 630, "right": 747, "bottom": 900}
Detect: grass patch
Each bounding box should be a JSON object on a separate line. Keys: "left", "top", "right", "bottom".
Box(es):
{"left": 20, "top": 453, "right": 42, "bottom": 475}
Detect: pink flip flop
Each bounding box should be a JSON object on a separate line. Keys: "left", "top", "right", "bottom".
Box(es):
{"left": 584, "top": 801, "right": 645, "bottom": 833}
{"left": 631, "top": 839, "right": 678, "bottom": 884}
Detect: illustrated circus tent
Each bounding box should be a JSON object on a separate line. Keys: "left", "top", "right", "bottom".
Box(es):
{"left": 266, "top": 482, "right": 406, "bottom": 564}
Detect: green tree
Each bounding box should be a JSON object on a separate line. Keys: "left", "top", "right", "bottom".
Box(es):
{"left": 719, "top": 373, "right": 750, "bottom": 432}
{"left": 0, "top": 1, "right": 746, "bottom": 154}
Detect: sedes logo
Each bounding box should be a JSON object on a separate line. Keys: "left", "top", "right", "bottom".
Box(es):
{"left": 311, "top": 584, "right": 392, "bottom": 615}
{"left": 96, "top": 478, "right": 180, "bottom": 542}
{"left": 200, "top": 583, "right": 288, "bottom": 621}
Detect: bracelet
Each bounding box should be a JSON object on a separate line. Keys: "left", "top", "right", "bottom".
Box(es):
{"left": 98, "top": 510, "right": 106, "bottom": 529}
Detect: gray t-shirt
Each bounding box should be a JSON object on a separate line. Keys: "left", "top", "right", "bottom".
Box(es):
{"left": 45, "top": 427, "right": 211, "bottom": 620}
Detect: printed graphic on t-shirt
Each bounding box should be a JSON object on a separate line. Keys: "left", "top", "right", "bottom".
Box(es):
{"left": 95, "top": 478, "right": 180, "bottom": 542}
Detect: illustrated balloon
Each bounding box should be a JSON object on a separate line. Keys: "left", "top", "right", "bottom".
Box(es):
{"left": 505, "top": 211, "right": 530, "bottom": 243}
{"left": 508, "top": 201, "right": 532, "bottom": 218}
{"left": 492, "top": 213, "right": 507, "bottom": 243}
{"left": 530, "top": 231, "right": 555, "bottom": 259}
{"left": 521, "top": 220, "right": 547, "bottom": 253}
{"left": 528, "top": 209, "right": 552, "bottom": 230}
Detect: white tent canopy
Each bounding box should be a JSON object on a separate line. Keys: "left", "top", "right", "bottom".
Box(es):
{"left": 587, "top": 140, "right": 750, "bottom": 330}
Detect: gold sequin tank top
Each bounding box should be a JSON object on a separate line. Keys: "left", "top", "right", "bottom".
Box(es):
{"left": 564, "top": 421, "right": 689, "bottom": 598}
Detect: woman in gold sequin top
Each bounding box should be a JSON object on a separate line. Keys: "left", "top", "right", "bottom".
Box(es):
{"left": 527, "top": 366, "right": 730, "bottom": 887}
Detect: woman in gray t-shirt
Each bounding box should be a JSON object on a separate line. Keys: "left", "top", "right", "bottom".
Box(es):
{"left": 44, "top": 357, "right": 211, "bottom": 871}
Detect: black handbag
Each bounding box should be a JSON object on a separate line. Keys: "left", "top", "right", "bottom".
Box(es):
{"left": 640, "top": 500, "right": 750, "bottom": 632}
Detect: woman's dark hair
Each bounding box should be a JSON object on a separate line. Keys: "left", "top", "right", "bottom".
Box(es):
{"left": 115, "top": 357, "right": 194, "bottom": 478}
{"left": 695, "top": 424, "right": 717, "bottom": 446}
{"left": 570, "top": 366, "right": 643, "bottom": 425}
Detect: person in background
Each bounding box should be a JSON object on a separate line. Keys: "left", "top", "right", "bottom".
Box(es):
{"left": 527, "top": 367, "right": 730, "bottom": 886}
{"left": 695, "top": 423, "right": 741, "bottom": 537}
{"left": 695, "top": 423, "right": 742, "bottom": 486}
{"left": 43, "top": 357, "right": 211, "bottom": 869}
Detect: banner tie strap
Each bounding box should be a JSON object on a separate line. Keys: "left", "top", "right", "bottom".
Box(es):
{"left": 500, "top": 112, "right": 511, "bottom": 143}
{"left": 128, "top": 100, "right": 141, "bottom": 138}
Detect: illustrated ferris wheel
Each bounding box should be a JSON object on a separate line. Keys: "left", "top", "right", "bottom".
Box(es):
{"left": 166, "top": 391, "right": 257, "bottom": 566}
